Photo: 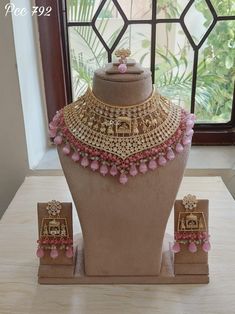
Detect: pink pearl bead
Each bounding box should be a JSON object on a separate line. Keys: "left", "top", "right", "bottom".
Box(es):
{"left": 175, "top": 143, "right": 184, "bottom": 153}
{"left": 129, "top": 164, "right": 138, "bottom": 176}
{"left": 172, "top": 242, "right": 181, "bottom": 253}
{"left": 189, "top": 113, "right": 196, "bottom": 121}
{"left": 202, "top": 241, "right": 211, "bottom": 252}
{"left": 90, "top": 160, "right": 99, "bottom": 171}
{"left": 182, "top": 136, "right": 191, "bottom": 146}
{"left": 36, "top": 247, "right": 44, "bottom": 258}
{"left": 62, "top": 144, "right": 70, "bottom": 155}
{"left": 48, "top": 128, "right": 57, "bottom": 138}
{"left": 118, "top": 63, "right": 127, "bottom": 73}
{"left": 186, "top": 119, "right": 194, "bottom": 127}
{"left": 188, "top": 242, "right": 197, "bottom": 253}
{"left": 100, "top": 164, "right": 108, "bottom": 176}
{"left": 65, "top": 247, "right": 73, "bottom": 258}
{"left": 52, "top": 112, "right": 60, "bottom": 122}
{"left": 81, "top": 156, "right": 89, "bottom": 167}
{"left": 186, "top": 129, "right": 194, "bottom": 137}
{"left": 53, "top": 135, "right": 63, "bottom": 145}
{"left": 50, "top": 248, "right": 59, "bottom": 259}
{"left": 148, "top": 159, "right": 157, "bottom": 170}
{"left": 110, "top": 165, "right": 118, "bottom": 176}
{"left": 119, "top": 173, "right": 128, "bottom": 184}
{"left": 167, "top": 148, "right": 175, "bottom": 161}
{"left": 49, "top": 121, "right": 58, "bottom": 130}
{"left": 71, "top": 152, "right": 80, "bottom": 162}
{"left": 158, "top": 156, "right": 167, "bottom": 166}
{"left": 139, "top": 162, "right": 148, "bottom": 174}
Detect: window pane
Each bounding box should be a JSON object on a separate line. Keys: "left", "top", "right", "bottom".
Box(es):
{"left": 156, "top": 0, "right": 190, "bottom": 18}
{"left": 94, "top": 0, "right": 125, "bottom": 48}
{"left": 195, "top": 20, "right": 235, "bottom": 123}
{"left": 68, "top": 26, "right": 107, "bottom": 99}
{"left": 112, "top": 24, "right": 151, "bottom": 68}
{"left": 65, "top": 0, "right": 235, "bottom": 125}
{"left": 67, "top": 0, "right": 100, "bottom": 22}
{"left": 210, "top": 0, "right": 235, "bottom": 16}
{"left": 184, "top": 0, "right": 214, "bottom": 45}
{"left": 117, "top": 0, "right": 151, "bottom": 20}
{"left": 155, "top": 23, "right": 194, "bottom": 112}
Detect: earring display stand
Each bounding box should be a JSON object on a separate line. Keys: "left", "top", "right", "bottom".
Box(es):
{"left": 37, "top": 202, "right": 76, "bottom": 278}
{"left": 174, "top": 199, "right": 209, "bottom": 275}
{"left": 37, "top": 199, "right": 209, "bottom": 285}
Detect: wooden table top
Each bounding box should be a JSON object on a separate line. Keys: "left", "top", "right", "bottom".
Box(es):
{"left": 0, "top": 176, "right": 235, "bottom": 314}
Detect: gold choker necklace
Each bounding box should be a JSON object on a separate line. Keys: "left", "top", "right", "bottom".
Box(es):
{"left": 49, "top": 88, "right": 195, "bottom": 184}
{"left": 63, "top": 88, "right": 182, "bottom": 159}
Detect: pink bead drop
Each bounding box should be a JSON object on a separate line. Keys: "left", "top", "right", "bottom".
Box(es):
{"left": 63, "top": 144, "right": 70, "bottom": 155}
{"left": 49, "top": 121, "right": 58, "bottom": 130}
{"left": 90, "top": 160, "right": 99, "bottom": 171}
{"left": 186, "top": 119, "right": 194, "bottom": 127}
{"left": 188, "top": 242, "right": 197, "bottom": 253}
{"left": 176, "top": 143, "right": 184, "bottom": 153}
{"left": 54, "top": 135, "right": 63, "bottom": 145}
{"left": 119, "top": 173, "right": 128, "bottom": 184}
{"left": 129, "top": 164, "right": 138, "bottom": 176}
{"left": 53, "top": 112, "right": 60, "bottom": 122}
{"left": 148, "top": 159, "right": 157, "bottom": 170}
{"left": 186, "top": 129, "right": 194, "bottom": 137}
{"left": 158, "top": 155, "right": 167, "bottom": 166}
{"left": 118, "top": 63, "right": 127, "bottom": 73}
{"left": 66, "top": 247, "right": 73, "bottom": 258}
{"left": 110, "top": 165, "right": 118, "bottom": 176}
{"left": 81, "top": 156, "right": 89, "bottom": 167}
{"left": 48, "top": 128, "right": 57, "bottom": 138}
{"left": 71, "top": 151, "right": 80, "bottom": 162}
{"left": 50, "top": 248, "right": 59, "bottom": 259}
{"left": 36, "top": 247, "right": 44, "bottom": 258}
{"left": 139, "top": 162, "right": 148, "bottom": 174}
{"left": 182, "top": 136, "right": 191, "bottom": 146}
{"left": 167, "top": 148, "right": 175, "bottom": 161}
{"left": 189, "top": 113, "right": 196, "bottom": 121}
{"left": 202, "top": 241, "right": 211, "bottom": 252}
{"left": 186, "top": 124, "right": 193, "bottom": 132}
{"left": 172, "top": 242, "right": 181, "bottom": 253}
{"left": 100, "top": 164, "right": 108, "bottom": 176}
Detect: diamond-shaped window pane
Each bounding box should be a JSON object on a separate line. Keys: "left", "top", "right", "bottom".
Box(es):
{"left": 68, "top": 26, "right": 107, "bottom": 100}
{"left": 210, "top": 0, "right": 235, "bottom": 16}
{"left": 94, "top": 0, "right": 125, "bottom": 49}
{"left": 117, "top": 0, "right": 151, "bottom": 20}
{"left": 184, "top": 0, "right": 214, "bottom": 45}
{"left": 112, "top": 24, "right": 151, "bottom": 68}
{"left": 67, "top": 0, "right": 100, "bottom": 22}
{"left": 195, "top": 20, "right": 235, "bottom": 123}
{"left": 155, "top": 23, "right": 193, "bottom": 112}
{"left": 157, "top": 0, "right": 190, "bottom": 18}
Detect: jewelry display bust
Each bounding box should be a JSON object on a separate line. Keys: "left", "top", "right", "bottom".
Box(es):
{"left": 50, "top": 60, "right": 194, "bottom": 276}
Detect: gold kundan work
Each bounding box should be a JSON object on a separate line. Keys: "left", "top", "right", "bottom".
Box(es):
{"left": 63, "top": 88, "right": 182, "bottom": 159}
{"left": 49, "top": 88, "right": 195, "bottom": 184}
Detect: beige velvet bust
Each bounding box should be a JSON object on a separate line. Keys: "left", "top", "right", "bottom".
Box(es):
{"left": 58, "top": 65, "right": 190, "bottom": 276}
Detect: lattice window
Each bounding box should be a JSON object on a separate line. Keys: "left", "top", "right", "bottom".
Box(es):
{"left": 60, "top": 0, "right": 235, "bottom": 126}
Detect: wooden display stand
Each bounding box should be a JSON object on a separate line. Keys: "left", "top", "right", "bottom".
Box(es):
{"left": 37, "top": 199, "right": 209, "bottom": 284}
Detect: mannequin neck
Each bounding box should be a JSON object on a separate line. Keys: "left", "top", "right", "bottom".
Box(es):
{"left": 92, "top": 69, "right": 153, "bottom": 107}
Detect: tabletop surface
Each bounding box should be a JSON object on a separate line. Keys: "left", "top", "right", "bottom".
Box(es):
{"left": 0, "top": 176, "right": 235, "bottom": 314}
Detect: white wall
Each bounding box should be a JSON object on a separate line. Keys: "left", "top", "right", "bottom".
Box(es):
{"left": 10, "top": 0, "right": 48, "bottom": 169}
{"left": 0, "top": 0, "right": 28, "bottom": 218}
